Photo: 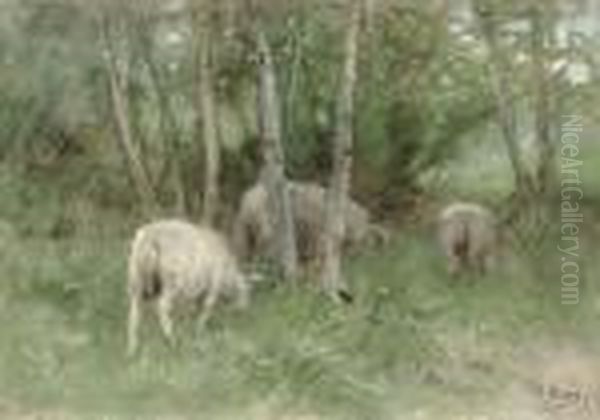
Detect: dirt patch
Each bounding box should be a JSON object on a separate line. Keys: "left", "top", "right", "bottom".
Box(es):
{"left": 517, "top": 345, "right": 600, "bottom": 419}
{"left": 385, "top": 338, "right": 600, "bottom": 420}
{"left": 472, "top": 342, "right": 600, "bottom": 420}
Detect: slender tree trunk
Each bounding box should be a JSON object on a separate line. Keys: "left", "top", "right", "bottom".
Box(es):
{"left": 257, "top": 31, "right": 298, "bottom": 281}
{"left": 473, "top": 1, "right": 554, "bottom": 255}
{"left": 320, "top": 0, "right": 361, "bottom": 301}
{"left": 100, "top": 21, "right": 157, "bottom": 217}
{"left": 196, "top": 21, "right": 220, "bottom": 226}
{"left": 137, "top": 29, "right": 187, "bottom": 216}
{"left": 475, "top": 5, "right": 533, "bottom": 198}
{"left": 475, "top": 0, "right": 557, "bottom": 203}
{"left": 364, "top": 0, "right": 376, "bottom": 37}
{"left": 530, "top": 5, "right": 556, "bottom": 199}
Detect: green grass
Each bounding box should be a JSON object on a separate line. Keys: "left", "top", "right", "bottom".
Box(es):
{"left": 1, "top": 141, "right": 599, "bottom": 418}
{"left": 0, "top": 226, "right": 598, "bottom": 420}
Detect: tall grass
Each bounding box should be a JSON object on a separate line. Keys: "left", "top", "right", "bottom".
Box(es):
{"left": 0, "top": 222, "right": 597, "bottom": 419}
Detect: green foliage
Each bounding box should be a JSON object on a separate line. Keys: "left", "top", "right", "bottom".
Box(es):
{"left": 0, "top": 0, "right": 594, "bottom": 219}
{"left": 0, "top": 1, "right": 100, "bottom": 160}
{"left": 0, "top": 2, "right": 597, "bottom": 415}
{"left": 348, "top": 5, "right": 494, "bottom": 213}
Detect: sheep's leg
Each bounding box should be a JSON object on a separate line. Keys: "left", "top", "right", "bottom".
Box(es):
{"left": 469, "top": 244, "right": 488, "bottom": 276}
{"left": 197, "top": 289, "right": 218, "bottom": 329}
{"left": 447, "top": 252, "right": 462, "bottom": 277}
{"left": 127, "top": 295, "right": 142, "bottom": 357}
{"left": 156, "top": 293, "right": 175, "bottom": 346}
{"left": 473, "top": 252, "right": 494, "bottom": 277}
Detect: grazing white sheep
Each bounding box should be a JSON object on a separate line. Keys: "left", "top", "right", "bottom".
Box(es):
{"left": 232, "top": 181, "right": 386, "bottom": 265}
{"left": 437, "top": 202, "right": 498, "bottom": 276}
{"left": 127, "top": 219, "right": 249, "bottom": 356}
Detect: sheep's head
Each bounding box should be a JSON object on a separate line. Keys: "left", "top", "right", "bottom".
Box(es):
{"left": 366, "top": 224, "right": 390, "bottom": 248}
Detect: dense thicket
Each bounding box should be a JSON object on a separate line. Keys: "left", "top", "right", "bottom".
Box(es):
{"left": 0, "top": 0, "right": 597, "bottom": 235}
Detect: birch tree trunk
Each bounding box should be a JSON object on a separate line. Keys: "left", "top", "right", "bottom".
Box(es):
{"left": 135, "top": 17, "right": 187, "bottom": 216}
{"left": 473, "top": 1, "right": 554, "bottom": 254}
{"left": 194, "top": 12, "right": 220, "bottom": 226}
{"left": 530, "top": 5, "right": 557, "bottom": 199}
{"left": 257, "top": 31, "right": 298, "bottom": 281}
{"left": 100, "top": 19, "right": 158, "bottom": 217}
{"left": 320, "top": 0, "right": 361, "bottom": 301}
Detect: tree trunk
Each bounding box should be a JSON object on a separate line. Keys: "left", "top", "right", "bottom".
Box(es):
{"left": 473, "top": 1, "right": 554, "bottom": 254}
{"left": 100, "top": 20, "right": 158, "bottom": 217}
{"left": 320, "top": 0, "right": 361, "bottom": 301}
{"left": 136, "top": 20, "right": 187, "bottom": 216}
{"left": 475, "top": 5, "right": 534, "bottom": 198}
{"left": 195, "top": 19, "right": 220, "bottom": 226}
{"left": 530, "top": 5, "right": 557, "bottom": 199}
{"left": 257, "top": 31, "right": 298, "bottom": 281}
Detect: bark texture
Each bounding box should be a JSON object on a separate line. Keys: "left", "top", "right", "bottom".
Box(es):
{"left": 101, "top": 19, "right": 157, "bottom": 217}
{"left": 320, "top": 0, "right": 362, "bottom": 301}
{"left": 256, "top": 31, "right": 298, "bottom": 281}
{"left": 196, "top": 16, "right": 221, "bottom": 226}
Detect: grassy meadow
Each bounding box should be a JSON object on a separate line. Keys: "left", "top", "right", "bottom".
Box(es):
{"left": 0, "top": 2, "right": 598, "bottom": 417}
{"left": 0, "top": 169, "right": 598, "bottom": 420}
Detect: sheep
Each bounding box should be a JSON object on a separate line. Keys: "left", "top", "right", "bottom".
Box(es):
{"left": 232, "top": 181, "right": 387, "bottom": 266}
{"left": 231, "top": 182, "right": 274, "bottom": 263}
{"left": 437, "top": 202, "right": 498, "bottom": 276}
{"left": 126, "top": 219, "right": 249, "bottom": 357}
